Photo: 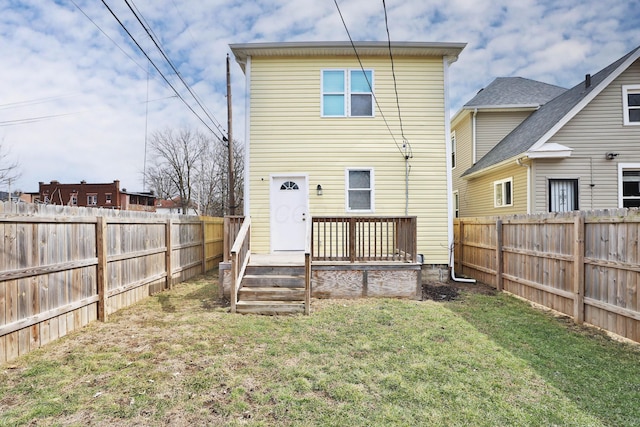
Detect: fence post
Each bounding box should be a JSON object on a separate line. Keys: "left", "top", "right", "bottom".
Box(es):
{"left": 223, "top": 216, "right": 230, "bottom": 262}
{"left": 458, "top": 220, "right": 464, "bottom": 275}
{"left": 201, "top": 219, "right": 207, "bottom": 273}
{"left": 165, "top": 219, "right": 173, "bottom": 290}
{"left": 573, "top": 213, "right": 585, "bottom": 324}
{"left": 96, "top": 216, "right": 108, "bottom": 322}
{"left": 496, "top": 219, "right": 503, "bottom": 292}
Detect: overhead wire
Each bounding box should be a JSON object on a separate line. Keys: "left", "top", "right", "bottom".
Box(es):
{"left": 124, "top": 0, "right": 227, "bottom": 136}
{"left": 99, "top": 0, "right": 223, "bottom": 139}
{"left": 333, "top": 0, "right": 406, "bottom": 158}
{"left": 382, "top": 0, "right": 412, "bottom": 159}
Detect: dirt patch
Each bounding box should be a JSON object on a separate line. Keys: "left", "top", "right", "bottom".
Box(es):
{"left": 422, "top": 280, "right": 496, "bottom": 302}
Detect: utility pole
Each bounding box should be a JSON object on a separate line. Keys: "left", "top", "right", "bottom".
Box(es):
{"left": 226, "top": 53, "right": 236, "bottom": 216}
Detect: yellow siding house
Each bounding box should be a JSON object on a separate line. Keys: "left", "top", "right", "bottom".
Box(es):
{"left": 231, "top": 41, "right": 465, "bottom": 266}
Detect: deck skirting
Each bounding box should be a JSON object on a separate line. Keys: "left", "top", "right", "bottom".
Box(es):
{"left": 219, "top": 261, "right": 422, "bottom": 301}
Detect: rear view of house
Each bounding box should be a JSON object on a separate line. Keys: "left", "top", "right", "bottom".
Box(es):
{"left": 231, "top": 41, "right": 465, "bottom": 263}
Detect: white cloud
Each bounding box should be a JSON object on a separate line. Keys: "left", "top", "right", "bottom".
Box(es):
{"left": 1, "top": 0, "right": 639, "bottom": 193}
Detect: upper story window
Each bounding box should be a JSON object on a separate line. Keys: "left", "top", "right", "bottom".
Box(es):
{"left": 451, "top": 131, "right": 457, "bottom": 169}
{"left": 87, "top": 194, "right": 98, "bottom": 206}
{"left": 71, "top": 194, "right": 78, "bottom": 206}
{"left": 494, "top": 177, "right": 513, "bottom": 208}
{"left": 322, "top": 69, "right": 374, "bottom": 117}
{"left": 105, "top": 193, "right": 112, "bottom": 204}
{"left": 622, "top": 85, "right": 640, "bottom": 125}
{"left": 346, "top": 168, "right": 374, "bottom": 212}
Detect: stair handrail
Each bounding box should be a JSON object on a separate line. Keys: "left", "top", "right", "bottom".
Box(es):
{"left": 230, "top": 216, "right": 251, "bottom": 313}
{"left": 304, "top": 214, "right": 312, "bottom": 315}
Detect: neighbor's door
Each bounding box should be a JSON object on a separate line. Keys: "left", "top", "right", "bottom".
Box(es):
{"left": 271, "top": 176, "right": 308, "bottom": 251}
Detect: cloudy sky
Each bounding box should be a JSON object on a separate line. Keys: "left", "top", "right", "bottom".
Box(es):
{"left": 1, "top": 0, "right": 639, "bottom": 193}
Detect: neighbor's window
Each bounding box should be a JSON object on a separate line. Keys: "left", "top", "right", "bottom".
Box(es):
{"left": 494, "top": 177, "right": 513, "bottom": 207}
{"left": 453, "top": 191, "right": 459, "bottom": 218}
{"left": 87, "top": 194, "right": 98, "bottom": 206}
{"left": 71, "top": 194, "right": 78, "bottom": 206}
{"left": 548, "top": 179, "right": 578, "bottom": 212}
{"left": 623, "top": 85, "right": 640, "bottom": 125}
{"left": 322, "top": 69, "right": 373, "bottom": 117}
{"left": 346, "top": 168, "right": 374, "bottom": 212}
{"left": 105, "top": 193, "right": 112, "bottom": 204}
{"left": 621, "top": 167, "right": 640, "bottom": 208}
{"left": 451, "top": 131, "right": 457, "bottom": 169}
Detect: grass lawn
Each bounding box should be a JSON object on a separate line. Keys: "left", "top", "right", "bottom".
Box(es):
{"left": 1, "top": 271, "right": 639, "bottom": 426}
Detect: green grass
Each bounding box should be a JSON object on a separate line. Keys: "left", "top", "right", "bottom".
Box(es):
{"left": 1, "top": 272, "right": 639, "bottom": 426}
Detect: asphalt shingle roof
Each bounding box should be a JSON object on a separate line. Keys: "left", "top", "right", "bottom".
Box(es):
{"left": 464, "top": 77, "right": 566, "bottom": 108}
{"left": 463, "top": 45, "right": 640, "bottom": 177}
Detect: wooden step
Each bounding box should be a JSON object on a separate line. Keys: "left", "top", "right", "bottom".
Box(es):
{"left": 242, "top": 274, "right": 304, "bottom": 288}
{"left": 245, "top": 265, "right": 305, "bottom": 276}
{"left": 239, "top": 286, "right": 305, "bottom": 301}
{"left": 236, "top": 300, "right": 305, "bottom": 315}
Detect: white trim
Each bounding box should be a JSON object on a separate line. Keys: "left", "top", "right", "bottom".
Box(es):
{"left": 444, "top": 56, "right": 455, "bottom": 265}
{"left": 453, "top": 190, "right": 459, "bottom": 218}
{"left": 243, "top": 55, "right": 252, "bottom": 216}
{"left": 345, "top": 167, "right": 375, "bottom": 213}
{"left": 472, "top": 108, "right": 477, "bottom": 164}
{"left": 493, "top": 177, "right": 513, "bottom": 208}
{"left": 528, "top": 48, "right": 640, "bottom": 152}
{"left": 622, "top": 84, "right": 640, "bottom": 126}
{"left": 618, "top": 163, "right": 640, "bottom": 208}
{"left": 526, "top": 142, "right": 573, "bottom": 158}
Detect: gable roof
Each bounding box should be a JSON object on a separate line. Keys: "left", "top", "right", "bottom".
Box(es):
{"left": 463, "top": 45, "right": 640, "bottom": 178}
{"left": 464, "top": 77, "right": 566, "bottom": 109}
{"left": 230, "top": 41, "right": 466, "bottom": 72}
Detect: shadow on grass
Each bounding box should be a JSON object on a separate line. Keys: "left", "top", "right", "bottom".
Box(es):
{"left": 183, "top": 272, "right": 226, "bottom": 310}
{"left": 447, "top": 293, "right": 640, "bottom": 426}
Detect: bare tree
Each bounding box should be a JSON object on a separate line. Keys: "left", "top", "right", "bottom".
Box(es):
{"left": 0, "top": 141, "right": 20, "bottom": 188}
{"left": 145, "top": 128, "right": 243, "bottom": 216}
{"left": 145, "top": 128, "right": 205, "bottom": 214}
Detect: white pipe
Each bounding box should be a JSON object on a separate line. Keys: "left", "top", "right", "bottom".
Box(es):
{"left": 450, "top": 243, "right": 476, "bottom": 283}
{"left": 472, "top": 108, "right": 478, "bottom": 164}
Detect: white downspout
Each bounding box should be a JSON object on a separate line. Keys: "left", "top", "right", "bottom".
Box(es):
{"left": 443, "top": 56, "right": 476, "bottom": 283}
{"left": 472, "top": 108, "right": 478, "bottom": 164}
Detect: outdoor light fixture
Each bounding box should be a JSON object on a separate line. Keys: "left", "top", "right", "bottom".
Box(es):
{"left": 605, "top": 152, "right": 619, "bottom": 160}
{"left": 316, "top": 184, "right": 323, "bottom": 196}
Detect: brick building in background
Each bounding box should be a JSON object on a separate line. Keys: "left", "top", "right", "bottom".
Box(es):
{"left": 38, "top": 180, "right": 156, "bottom": 212}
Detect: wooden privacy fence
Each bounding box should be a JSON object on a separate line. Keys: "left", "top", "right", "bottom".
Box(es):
{"left": 454, "top": 209, "right": 640, "bottom": 343}
{"left": 0, "top": 202, "right": 224, "bottom": 363}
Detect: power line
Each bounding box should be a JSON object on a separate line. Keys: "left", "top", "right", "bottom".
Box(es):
{"left": 382, "top": 0, "right": 411, "bottom": 159}
{"left": 124, "top": 0, "right": 226, "bottom": 135}
{"left": 100, "top": 0, "right": 223, "bottom": 139}
{"left": 333, "top": 0, "right": 406, "bottom": 158}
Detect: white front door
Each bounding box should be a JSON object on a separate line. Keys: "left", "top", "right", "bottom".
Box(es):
{"left": 271, "top": 176, "right": 308, "bottom": 251}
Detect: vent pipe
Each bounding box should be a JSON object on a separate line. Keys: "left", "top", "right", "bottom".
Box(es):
{"left": 585, "top": 74, "right": 591, "bottom": 88}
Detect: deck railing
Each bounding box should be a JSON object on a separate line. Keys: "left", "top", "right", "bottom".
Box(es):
{"left": 312, "top": 216, "right": 417, "bottom": 262}
{"left": 224, "top": 216, "right": 245, "bottom": 262}
{"left": 229, "top": 217, "right": 251, "bottom": 313}
{"left": 304, "top": 214, "right": 312, "bottom": 315}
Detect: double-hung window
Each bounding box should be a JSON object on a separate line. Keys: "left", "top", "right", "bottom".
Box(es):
{"left": 451, "top": 131, "right": 457, "bottom": 169}
{"left": 87, "top": 194, "right": 98, "bottom": 206}
{"left": 322, "top": 69, "right": 373, "bottom": 117}
{"left": 619, "top": 164, "right": 640, "bottom": 208}
{"left": 494, "top": 177, "right": 513, "bottom": 208}
{"left": 623, "top": 85, "right": 640, "bottom": 125}
{"left": 346, "top": 168, "right": 374, "bottom": 212}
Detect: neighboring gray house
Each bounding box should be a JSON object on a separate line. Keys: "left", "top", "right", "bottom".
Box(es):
{"left": 452, "top": 45, "right": 640, "bottom": 217}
